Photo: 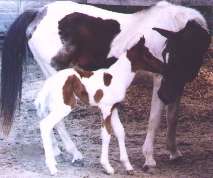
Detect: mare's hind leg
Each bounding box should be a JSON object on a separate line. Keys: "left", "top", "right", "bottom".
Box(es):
{"left": 111, "top": 108, "right": 133, "bottom": 174}
{"left": 55, "top": 121, "right": 83, "bottom": 162}
{"left": 40, "top": 108, "right": 70, "bottom": 175}
{"left": 166, "top": 97, "right": 182, "bottom": 160}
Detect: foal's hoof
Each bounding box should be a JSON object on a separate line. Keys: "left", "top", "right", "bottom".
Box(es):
{"left": 104, "top": 169, "right": 115, "bottom": 175}
{"left": 49, "top": 165, "right": 58, "bottom": 175}
{"left": 103, "top": 166, "right": 115, "bottom": 175}
{"left": 72, "top": 159, "right": 84, "bottom": 167}
{"left": 72, "top": 151, "right": 84, "bottom": 167}
{"left": 72, "top": 151, "right": 83, "bottom": 162}
{"left": 127, "top": 170, "right": 134, "bottom": 175}
{"left": 53, "top": 147, "right": 61, "bottom": 157}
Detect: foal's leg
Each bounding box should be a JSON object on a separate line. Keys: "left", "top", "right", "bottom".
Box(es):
{"left": 166, "top": 97, "right": 182, "bottom": 160}
{"left": 142, "top": 75, "right": 164, "bottom": 168}
{"left": 100, "top": 106, "right": 114, "bottom": 174}
{"left": 100, "top": 126, "right": 114, "bottom": 174}
{"left": 55, "top": 121, "right": 83, "bottom": 162}
{"left": 111, "top": 108, "right": 133, "bottom": 174}
{"left": 40, "top": 108, "right": 70, "bottom": 175}
{"left": 51, "top": 131, "right": 61, "bottom": 156}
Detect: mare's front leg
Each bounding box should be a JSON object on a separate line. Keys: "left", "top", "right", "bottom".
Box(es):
{"left": 142, "top": 75, "right": 164, "bottom": 169}
{"left": 166, "top": 97, "right": 182, "bottom": 160}
{"left": 111, "top": 108, "right": 133, "bottom": 174}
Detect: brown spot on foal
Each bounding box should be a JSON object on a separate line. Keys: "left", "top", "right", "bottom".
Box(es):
{"left": 103, "top": 72, "right": 112, "bottom": 86}
{"left": 101, "top": 103, "right": 120, "bottom": 134}
{"left": 102, "top": 115, "right": 112, "bottom": 134}
{"left": 63, "top": 75, "right": 89, "bottom": 106}
{"left": 94, "top": 89, "right": 103, "bottom": 103}
{"left": 63, "top": 75, "right": 77, "bottom": 107}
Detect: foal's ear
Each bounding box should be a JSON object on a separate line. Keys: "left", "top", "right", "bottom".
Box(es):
{"left": 132, "top": 36, "right": 146, "bottom": 50}
{"left": 153, "top": 27, "right": 176, "bottom": 39}
{"left": 138, "top": 36, "right": 145, "bottom": 46}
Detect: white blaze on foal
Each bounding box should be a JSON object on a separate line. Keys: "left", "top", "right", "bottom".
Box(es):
{"left": 35, "top": 37, "right": 164, "bottom": 175}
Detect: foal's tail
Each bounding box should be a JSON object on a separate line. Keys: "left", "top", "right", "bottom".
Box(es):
{"left": 1, "top": 10, "right": 38, "bottom": 135}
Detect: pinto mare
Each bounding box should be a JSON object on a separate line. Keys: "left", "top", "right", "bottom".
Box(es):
{"left": 0, "top": 0, "right": 211, "bottom": 170}
{"left": 35, "top": 37, "right": 164, "bottom": 175}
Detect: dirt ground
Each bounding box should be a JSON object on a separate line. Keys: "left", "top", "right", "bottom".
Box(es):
{"left": 0, "top": 49, "right": 212, "bottom": 178}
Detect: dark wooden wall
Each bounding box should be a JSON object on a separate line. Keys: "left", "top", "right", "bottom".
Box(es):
{"left": 0, "top": 0, "right": 212, "bottom": 45}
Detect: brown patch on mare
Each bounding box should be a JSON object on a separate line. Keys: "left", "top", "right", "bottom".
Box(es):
{"left": 94, "top": 89, "right": 103, "bottom": 103}
{"left": 51, "top": 47, "right": 75, "bottom": 70}
{"left": 103, "top": 73, "right": 112, "bottom": 86}
{"left": 75, "top": 68, "right": 94, "bottom": 78}
{"left": 127, "top": 37, "right": 165, "bottom": 74}
{"left": 51, "top": 12, "right": 120, "bottom": 71}
{"left": 63, "top": 75, "right": 89, "bottom": 106}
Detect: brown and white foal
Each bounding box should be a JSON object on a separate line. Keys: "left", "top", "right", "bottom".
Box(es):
{"left": 35, "top": 37, "right": 164, "bottom": 175}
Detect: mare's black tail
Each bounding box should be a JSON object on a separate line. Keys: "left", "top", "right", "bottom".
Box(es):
{"left": 1, "top": 10, "right": 38, "bottom": 135}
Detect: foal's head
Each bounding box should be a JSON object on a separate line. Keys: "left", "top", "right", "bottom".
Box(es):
{"left": 51, "top": 12, "right": 120, "bottom": 71}
{"left": 153, "top": 20, "right": 211, "bottom": 104}
{"left": 127, "top": 37, "right": 165, "bottom": 73}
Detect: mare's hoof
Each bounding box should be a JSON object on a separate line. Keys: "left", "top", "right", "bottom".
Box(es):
{"left": 127, "top": 170, "right": 134, "bottom": 175}
{"left": 169, "top": 150, "right": 183, "bottom": 161}
{"left": 169, "top": 156, "right": 183, "bottom": 164}
{"left": 142, "top": 165, "right": 156, "bottom": 174}
{"left": 142, "top": 165, "right": 149, "bottom": 172}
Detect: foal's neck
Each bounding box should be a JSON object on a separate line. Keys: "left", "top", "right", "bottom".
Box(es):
{"left": 105, "top": 52, "right": 136, "bottom": 88}
{"left": 109, "top": 52, "right": 134, "bottom": 72}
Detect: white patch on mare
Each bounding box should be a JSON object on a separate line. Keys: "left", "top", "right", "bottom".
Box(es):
{"left": 108, "top": 1, "right": 208, "bottom": 62}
